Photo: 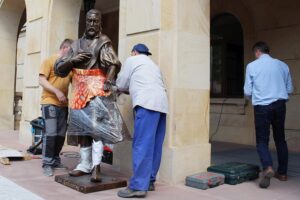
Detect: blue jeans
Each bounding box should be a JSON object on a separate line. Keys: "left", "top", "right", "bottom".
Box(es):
{"left": 254, "top": 100, "right": 288, "bottom": 175}
{"left": 129, "top": 106, "right": 166, "bottom": 191}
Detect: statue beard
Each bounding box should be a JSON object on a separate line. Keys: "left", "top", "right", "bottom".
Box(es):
{"left": 86, "top": 27, "right": 101, "bottom": 39}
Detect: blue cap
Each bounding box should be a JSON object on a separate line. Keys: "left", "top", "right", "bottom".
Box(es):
{"left": 132, "top": 43, "right": 152, "bottom": 56}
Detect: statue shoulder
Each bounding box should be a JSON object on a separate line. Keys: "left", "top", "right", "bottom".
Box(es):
{"left": 99, "top": 34, "right": 111, "bottom": 44}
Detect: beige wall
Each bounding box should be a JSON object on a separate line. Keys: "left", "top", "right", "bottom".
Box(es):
{"left": 16, "top": 27, "right": 26, "bottom": 94}
{"left": 0, "top": 0, "right": 25, "bottom": 130}
{"left": 210, "top": 0, "right": 300, "bottom": 152}
{"left": 14, "top": 25, "right": 26, "bottom": 130}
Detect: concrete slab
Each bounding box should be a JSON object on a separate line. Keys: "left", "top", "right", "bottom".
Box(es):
{"left": 0, "top": 131, "right": 300, "bottom": 200}
{"left": 0, "top": 175, "right": 43, "bottom": 200}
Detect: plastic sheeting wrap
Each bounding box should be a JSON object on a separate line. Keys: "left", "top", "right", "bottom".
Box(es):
{"left": 67, "top": 95, "right": 126, "bottom": 144}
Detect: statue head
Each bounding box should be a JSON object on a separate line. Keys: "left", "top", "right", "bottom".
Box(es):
{"left": 85, "top": 9, "right": 102, "bottom": 39}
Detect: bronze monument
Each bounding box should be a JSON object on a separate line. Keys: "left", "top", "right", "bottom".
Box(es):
{"left": 54, "top": 9, "right": 127, "bottom": 192}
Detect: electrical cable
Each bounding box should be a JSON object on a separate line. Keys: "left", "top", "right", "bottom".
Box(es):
{"left": 210, "top": 98, "right": 227, "bottom": 141}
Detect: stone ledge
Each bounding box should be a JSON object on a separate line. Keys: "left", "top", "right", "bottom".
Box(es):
{"left": 210, "top": 98, "right": 247, "bottom": 106}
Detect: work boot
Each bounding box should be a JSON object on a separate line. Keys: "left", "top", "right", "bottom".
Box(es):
{"left": 148, "top": 182, "right": 155, "bottom": 191}
{"left": 259, "top": 167, "right": 274, "bottom": 188}
{"left": 90, "top": 164, "right": 102, "bottom": 182}
{"left": 118, "top": 188, "right": 147, "bottom": 198}
{"left": 43, "top": 166, "right": 54, "bottom": 177}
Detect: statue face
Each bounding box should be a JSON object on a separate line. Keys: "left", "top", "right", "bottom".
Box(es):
{"left": 85, "top": 13, "right": 101, "bottom": 38}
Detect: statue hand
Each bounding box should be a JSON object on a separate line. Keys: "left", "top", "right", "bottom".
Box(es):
{"left": 70, "top": 52, "right": 92, "bottom": 64}
{"left": 103, "top": 80, "right": 113, "bottom": 92}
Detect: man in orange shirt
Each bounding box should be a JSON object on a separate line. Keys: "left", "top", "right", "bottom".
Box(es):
{"left": 39, "top": 39, "right": 73, "bottom": 176}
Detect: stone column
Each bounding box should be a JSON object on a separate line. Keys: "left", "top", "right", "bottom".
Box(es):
{"left": 0, "top": 0, "right": 25, "bottom": 130}
{"left": 20, "top": 0, "right": 81, "bottom": 144}
{"left": 20, "top": 0, "right": 52, "bottom": 144}
{"left": 114, "top": 0, "right": 211, "bottom": 184}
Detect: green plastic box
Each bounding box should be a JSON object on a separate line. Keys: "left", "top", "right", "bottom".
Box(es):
{"left": 186, "top": 172, "right": 225, "bottom": 190}
{"left": 207, "top": 162, "right": 260, "bottom": 185}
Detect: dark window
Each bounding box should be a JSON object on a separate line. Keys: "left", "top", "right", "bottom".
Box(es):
{"left": 211, "top": 14, "right": 244, "bottom": 98}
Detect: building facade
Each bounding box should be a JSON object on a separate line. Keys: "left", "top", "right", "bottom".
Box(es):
{"left": 0, "top": 0, "right": 299, "bottom": 184}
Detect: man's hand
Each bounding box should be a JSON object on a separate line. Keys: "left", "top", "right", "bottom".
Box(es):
{"left": 39, "top": 75, "right": 68, "bottom": 103}
{"left": 117, "top": 89, "right": 130, "bottom": 95}
{"left": 55, "top": 89, "right": 68, "bottom": 103}
{"left": 70, "top": 52, "right": 92, "bottom": 64}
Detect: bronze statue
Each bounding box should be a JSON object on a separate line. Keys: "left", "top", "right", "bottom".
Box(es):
{"left": 55, "top": 9, "right": 123, "bottom": 182}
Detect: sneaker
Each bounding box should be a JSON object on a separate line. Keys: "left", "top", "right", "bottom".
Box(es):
{"left": 54, "top": 163, "right": 68, "bottom": 170}
{"left": 118, "top": 188, "right": 147, "bottom": 198}
{"left": 148, "top": 182, "right": 155, "bottom": 191}
{"left": 259, "top": 167, "right": 274, "bottom": 189}
{"left": 43, "top": 166, "right": 54, "bottom": 177}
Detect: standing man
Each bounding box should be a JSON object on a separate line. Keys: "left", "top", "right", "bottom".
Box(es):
{"left": 244, "top": 41, "right": 293, "bottom": 188}
{"left": 39, "top": 39, "right": 73, "bottom": 176}
{"left": 117, "top": 44, "right": 168, "bottom": 198}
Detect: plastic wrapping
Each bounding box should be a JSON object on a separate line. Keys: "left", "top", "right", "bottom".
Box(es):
{"left": 67, "top": 95, "right": 126, "bottom": 144}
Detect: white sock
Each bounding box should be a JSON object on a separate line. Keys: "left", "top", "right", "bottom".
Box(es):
{"left": 74, "top": 146, "right": 93, "bottom": 173}
{"left": 92, "top": 140, "right": 104, "bottom": 168}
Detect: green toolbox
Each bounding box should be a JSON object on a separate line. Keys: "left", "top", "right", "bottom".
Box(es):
{"left": 186, "top": 172, "right": 225, "bottom": 190}
{"left": 207, "top": 162, "right": 260, "bottom": 185}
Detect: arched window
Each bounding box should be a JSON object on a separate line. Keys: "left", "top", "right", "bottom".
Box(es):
{"left": 211, "top": 13, "right": 244, "bottom": 98}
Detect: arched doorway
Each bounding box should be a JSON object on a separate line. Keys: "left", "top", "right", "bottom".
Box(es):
{"left": 210, "top": 13, "right": 244, "bottom": 98}
{"left": 0, "top": 0, "right": 26, "bottom": 130}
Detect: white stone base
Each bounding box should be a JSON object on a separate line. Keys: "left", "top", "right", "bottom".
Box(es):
{"left": 0, "top": 114, "right": 14, "bottom": 131}
{"left": 112, "top": 141, "right": 133, "bottom": 176}
{"left": 159, "top": 143, "right": 211, "bottom": 184}
{"left": 112, "top": 141, "right": 211, "bottom": 184}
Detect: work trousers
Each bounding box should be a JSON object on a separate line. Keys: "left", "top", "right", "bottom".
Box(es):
{"left": 41, "top": 105, "right": 68, "bottom": 168}
{"left": 129, "top": 106, "right": 166, "bottom": 191}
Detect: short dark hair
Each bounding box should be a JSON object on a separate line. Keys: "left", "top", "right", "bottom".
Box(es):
{"left": 59, "top": 38, "right": 73, "bottom": 50}
{"left": 252, "top": 41, "right": 270, "bottom": 54}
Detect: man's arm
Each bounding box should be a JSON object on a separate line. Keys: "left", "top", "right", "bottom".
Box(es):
{"left": 286, "top": 67, "right": 293, "bottom": 95}
{"left": 39, "top": 75, "right": 67, "bottom": 103}
{"left": 116, "top": 59, "right": 131, "bottom": 93}
{"left": 243, "top": 64, "right": 253, "bottom": 100}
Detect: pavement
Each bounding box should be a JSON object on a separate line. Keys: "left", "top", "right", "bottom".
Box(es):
{"left": 0, "top": 130, "right": 300, "bottom": 200}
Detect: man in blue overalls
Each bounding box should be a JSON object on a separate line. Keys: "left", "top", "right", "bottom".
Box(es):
{"left": 117, "top": 44, "right": 168, "bottom": 198}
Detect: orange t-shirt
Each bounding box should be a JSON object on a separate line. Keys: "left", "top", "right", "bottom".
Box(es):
{"left": 39, "top": 54, "right": 72, "bottom": 107}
